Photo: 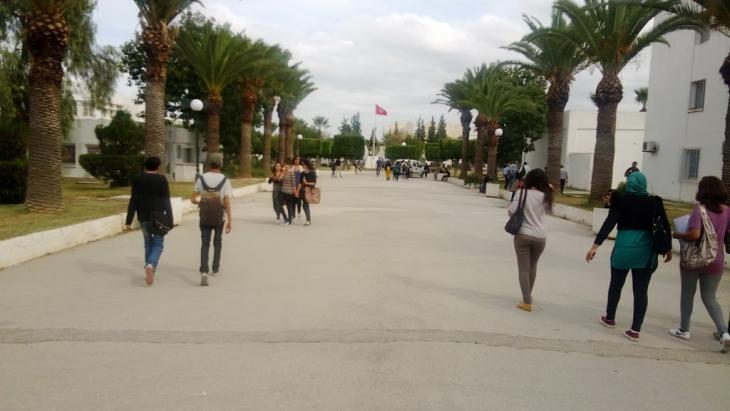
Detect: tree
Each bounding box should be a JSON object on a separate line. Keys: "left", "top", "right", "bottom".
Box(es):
{"left": 634, "top": 87, "right": 649, "bottom": 112}
{"left": 462, "top": 63, "right": 537, "bottom": 179}
{"left": 427, "top": 116, "right": 437, "bottom": 143}
{"left": 351, "top": 112, "right": 362, "bottom": 136}
{"left": 277, "top": 66, "right": 315, "bottom": 161}
{"left": 414, "top": 116, "right": 426, "bottom": 141}
{"left": 498, "top": 68, "right": 548, "bottom": 166}
{"left": 133, "top": 0, "right": 198, "bottom": 169}
{"left": 312, "top": 116, "right": 330, "bottom": 137}
{"left": 436, "top": 115, "right": 448, "bottom": 141}
{"left": 0, "top": 0, "right": 119, "bottom": 212}
{"left": 555, "top": 0, "right": 702, "bottom": 204}
{"left": 176, "top": 24, "right": 250, "bottom": 162}
{"left": 505, "top": 10, "right": 587, "bottom": 189}
{"left": 338, "top": 118, "right": 352, "bottom": 135}
{"left": 435, "top": 79, "right": 473, "bottom": 178}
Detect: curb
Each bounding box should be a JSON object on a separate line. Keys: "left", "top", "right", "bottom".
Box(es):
{"left": 0, "top": 182, "right": 268, "bottom": 270}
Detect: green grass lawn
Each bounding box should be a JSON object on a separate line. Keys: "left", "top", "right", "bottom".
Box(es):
{"left": 0, "top": 177, "right": 263, "bottom": 241}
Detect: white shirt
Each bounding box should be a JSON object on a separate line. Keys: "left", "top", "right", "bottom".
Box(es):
{"left": 195, "top": 172, "right": 233, "bottom": 204}
{"left": 560, "top": 168, "right": 568, "bottom": 180}
{"left": 508, "top": 189, "right": 548, "bottom": 239}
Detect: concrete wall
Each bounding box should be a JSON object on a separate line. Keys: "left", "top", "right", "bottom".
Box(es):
{"left": 642, "top": 28, "right": 730, "bottom": 202}
{"left": 526, "top": 111, "right": 645, "bottom": 191}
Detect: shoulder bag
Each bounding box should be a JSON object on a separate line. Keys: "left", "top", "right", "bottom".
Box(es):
{"left": 651, "top": 196, "right": 672, "bottom": 254}
{"left": 149, "top": 211, "right": 172, "bottom": 235}
{"left": 680, "top": 205, "right": 718, "bottom": 269}
{"left": 505, "top": 189, "right": 527, "bottom": 235}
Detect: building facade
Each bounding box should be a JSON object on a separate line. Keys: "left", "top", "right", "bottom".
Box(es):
{"left": 62, "top": 100, "right": 202, "bottom": 182}
{"left": 525, "top": 110, "right": 646, "bottom": 191}
{"left": 641, "top": 28, "right": 730, "bottom": 202}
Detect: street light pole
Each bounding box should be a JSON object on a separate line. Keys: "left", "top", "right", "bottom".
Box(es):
{"left": 297, "top": 134, "right": 303, "bottom": 157}
{"left": 190, "top": 99, "right": 204, "bottom": 178}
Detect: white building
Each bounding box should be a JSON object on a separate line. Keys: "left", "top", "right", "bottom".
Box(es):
{"left": 525, "top": 110, "right": 646, "bottom": 191}
{"left": 62, "top": 99, "right": 202, "bottom": 182}
{"left": 641, "top": 27, "right": 729, "bottom": 202}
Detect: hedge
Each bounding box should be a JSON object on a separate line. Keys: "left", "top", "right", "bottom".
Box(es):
{"left": 320, "top": 140, "right": 332, "bottom": 157}
{"left": 0, "top": 159, "right": 27, "bottom": 204}
{"left": 332, "top": 135, "right": 365, "bottom": 159}
{"left": 79, "top": 154, "right": 144, "bottom": 187}
{"left": 425, "top": 144, "right": 440, "bottom": 161}
{"left": 385, "top": 145, "right": 421, "bottom": 160}
{"left": 299, "top": 138, "right": 323, "bottom": 158}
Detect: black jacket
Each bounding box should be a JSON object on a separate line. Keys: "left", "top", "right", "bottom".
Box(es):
{"left": 595, "top": 192, "right": 671, "bottom": 246}
{"left": 125, "top": 172, "right": 173, "bottom": 226}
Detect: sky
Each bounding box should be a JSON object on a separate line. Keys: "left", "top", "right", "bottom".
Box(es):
{"left": 93, "top": 0, "right": 652, "bottom": 137}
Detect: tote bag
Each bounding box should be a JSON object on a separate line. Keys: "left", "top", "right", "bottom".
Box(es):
{"left": 680, "top": 205, "right": 718, "bottom": 270}
{"left": 505, "top": 189, "right": 527, "bottom": 235}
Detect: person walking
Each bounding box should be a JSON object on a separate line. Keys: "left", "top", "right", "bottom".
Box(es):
{"left": 502, "top": 163, "right": 512, "bottom": 190}
{"left": 624, "top": 161, "right": 639, "bottom": 178}
{"left": 335, "top": 158, "right": 343, "bottom": 178}
{"left": 280, "top": 162, "right": 297, "bottom": 225}
{"left": 559, "top": 165, "right": 568, "bottom": 194}
{"left": 586, "top": 172, "right": 672, "bottom": 342}
{"left": 508, "top": 169, "right": 553, "bottom": 312}
{"left": 297, "top": 158, "right": 317, "bottom": 226}
{"left": 269, "top": 161, "right": 287, "bottom": 223}
{"left": 330, "top": 160, "right": 336, "bottom": 178}
{"left": 385, "top": 161, "right": 392, "bottom": 180}
{"left": 394, "top": 161, "right": 401, "bottom": 181}
{"left": 669, "top": 176, "right": 730, "bottom": 350}
{"left": 293, "top": 156, "right": 304, "bottom": 219}
{"left": 125, "top": 156, "right": 173, "bottom": 287}
{"left": 423, "top": 162, "right": 430, "bottom": 179}
{"left": 376, "top": 158, "right": 382, "bottom": 177}
{"left": 192, "top": 153, "right": 233, "bottom": 287}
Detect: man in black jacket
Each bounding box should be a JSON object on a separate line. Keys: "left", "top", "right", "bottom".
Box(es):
{"left": 125, "top": 156, "right": 173, "bottom": 286}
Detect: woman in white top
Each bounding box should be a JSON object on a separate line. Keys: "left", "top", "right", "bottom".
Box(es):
{"left": 507, "top": 169, "right": 553, "bottom": 312}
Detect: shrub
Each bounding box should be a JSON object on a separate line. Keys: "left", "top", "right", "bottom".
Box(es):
{"left": 299, "top": 138, "right": 323, "bottom": 158}
{"left": 95, "top": 111, "right": 144, "bottom": 155}
{"left": 463, "top": 175, "right": 482, "bottom": 186}
{"left": 320, "top": 140, "right": 332, "bottom": 158}
{"left": 332, "top": 135, "right": 365, "bottom": 159}
{"left": 425, "top": 144, "right": 440, "bottom": 161}
{"left": 0, "top": 159, "right": 27, "bottom": 204}
{"left": 385, "top": 145, "right": 421, "bottom": 160}
{"left": 439, "top": 139, "right": 462, "bottom": 161}
{"left": 79, "top": 154, "right": 144, "bottom": 187}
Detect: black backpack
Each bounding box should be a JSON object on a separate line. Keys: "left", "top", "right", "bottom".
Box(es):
{"left": 198, "top": 175, "right": 228, "bottom": 227}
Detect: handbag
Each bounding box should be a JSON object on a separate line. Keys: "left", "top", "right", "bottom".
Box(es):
{"left": 680, "top": 205, "right": 718, "bottom": 269}
{"left": 304, "top": 186, "right": 321, "bottom": 204}
{"left": 505, "top": 189, "right": 527, "bottom": 235}
{"left": 651, "top": 196, "right": 672, "bottom": 254}
{"left": 149, "top": 211, "right": 172, "bottom": 235}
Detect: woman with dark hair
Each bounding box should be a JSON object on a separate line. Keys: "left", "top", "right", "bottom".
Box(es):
{"left": 268, "top": 161, "right": 287, "bottom": 223}
{"left": 293, "top": 156, "right": 303, "bottom": 219}
{"left": 298, "top": 158, "right": 317, "bottom": 226}
{"left": 586, "top": 172, "right": 672, "bottom": 342}
{"left": 508, "top": 169, "right": 553, "bottom": 312}
{"left": 670, "top": 176, "right": 730, "bottom": 349}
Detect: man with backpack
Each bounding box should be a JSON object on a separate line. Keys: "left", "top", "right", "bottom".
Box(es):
{"left": 191, "top": 153, "right": 233, "bottom": 287}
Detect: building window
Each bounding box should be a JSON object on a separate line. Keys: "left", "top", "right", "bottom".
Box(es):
{"left": 682, "top": 149, "right": 700, "bottom": 180}
{"left": 176, "top": 145, "right": 182, "bottom": 160}
{"left": 184, "top": 147, "right": 194, "bottom": 163}
{"left": 62, "top": 144, "right": 76, "bottom": 164}
{"left": 82, "top": 102, "right": 91, "bottom": 117}
{"left": 696, "top": 30, "right": 710, "bottom": 44}
{"left": 85, "top": 144, "right": 100, "bottom": 155}
{"left": 689, "top": 80, "right": 706, "bottom": 111}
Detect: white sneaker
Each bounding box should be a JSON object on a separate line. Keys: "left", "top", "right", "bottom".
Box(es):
{"left": 669, "top": 328, "right": 691, "bottom": 340}
{"left": 721, "top": 333, "right": 730, "bottom": 353}
{"left": 304, "top": 221, "right": 311, "bottom": 226}
{"left": 200, "top": 273, "right": 208, "bottom": 287}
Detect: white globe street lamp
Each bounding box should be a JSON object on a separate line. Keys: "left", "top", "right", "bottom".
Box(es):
{"left": 190, "top": 99, "right": 204, "bottom": 176}
{"left": 495, "top": 128, "right": 504, "bottom": 137}
{"left": 401, "top": 142, "right": 406, "bottom": 147}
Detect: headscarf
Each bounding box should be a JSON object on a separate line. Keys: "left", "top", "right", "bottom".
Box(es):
{"left": 625, "top": 171, "right": 649, "bottom": 196}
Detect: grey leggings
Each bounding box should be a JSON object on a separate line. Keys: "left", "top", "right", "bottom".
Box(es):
{"left": 679, "top": 269, "right": 727, "bottom": 334}
{"left": 514, "top": 234, "right": 546, "bottom": 304}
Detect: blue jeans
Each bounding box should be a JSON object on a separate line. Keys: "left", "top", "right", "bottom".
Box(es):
{"left": 140, "top": 222, "right": 165, "bottom": 268}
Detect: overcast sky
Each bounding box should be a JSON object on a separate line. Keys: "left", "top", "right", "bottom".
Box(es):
{"left": 94, "top": 0, "right": 653, "bottom": 136}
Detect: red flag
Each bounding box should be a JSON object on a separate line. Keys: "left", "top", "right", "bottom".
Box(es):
{"left": 375, "top": 105, "right": 388, "bottom": 116}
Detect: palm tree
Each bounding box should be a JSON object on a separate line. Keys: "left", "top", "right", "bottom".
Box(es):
{"left": 133, "top": 0, "right": 198, "bottom": 167}
{"left": 634, "top": 87, "right": 649, "bottom": 112}
{"left": 277, "top": 67, "right": 315, "bottom": 161}
{"left": 462, "top": 64, "right": 537, "bottom": 179}
{"left": 650, "top": 0, "right": 730, "bottom": 188}
{"left": 505, "top": 11, "right": 588, "bottom": 189}
{"left": 176, "top": 24, "right": 249, "bottom": 156}
{"left": 554, "top": 0, "right": 702, "bottom": 204}
{"left": 312, "top": 116, "right": 330, "bottom": 137}
{"left": 435, "top": 79, "right": 473, "bottom": 179}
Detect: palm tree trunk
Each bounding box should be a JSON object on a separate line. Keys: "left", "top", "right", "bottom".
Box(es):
{"left": 720, "top": 53, "right": 730, "bottom": 191}
{"left": 278, "top": 105, "right": 286, "bottom": 163}
{"left": 206, "top": 93, "right": 223, "bottom": 154}
{"left": 589, "top": 75, "right": 623, "bottom": 205}
{"left": 460, "top": 109, "right": 472, "bottom": 179}
{"left": 141, "top": 25, "right": 173, "bottom": 170}
{"left": 546, "top": 83, "right": 570, "bottom": 189}
{"left": 486, "top": 122, "right": 499, "bottom": 180}
{"left": 240, "top": 91, "right": 256, "bottom": 178}
{"left": 25, "top": 12, "right": 69, "bottom": 212}
{"left": 473, "top": 114, "right": 487, "bottom": 178}
{"left": 262, "top": 103, "right": 274, "bottom": 173}
{"left": 285, "top": 110, "right": 294, "bottom": 161}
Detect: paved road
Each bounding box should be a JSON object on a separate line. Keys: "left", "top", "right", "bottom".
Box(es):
{"left": 1, "top": 172, "right": 729, "bottom": 410}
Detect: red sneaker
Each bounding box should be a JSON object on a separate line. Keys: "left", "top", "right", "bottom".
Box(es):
{"left": 624, "top": 329, "right": 640, "bottom": 342}
{"left": 600, "top": 316, "right": 616, "bottom": 328}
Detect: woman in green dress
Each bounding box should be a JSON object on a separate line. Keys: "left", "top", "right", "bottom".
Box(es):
{"left": 585, "top": 172, "right": 672, "bottom": 342}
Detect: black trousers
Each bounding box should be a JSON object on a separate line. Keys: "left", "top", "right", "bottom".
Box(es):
{"left": 560, "top": 179, "right": 566, "bottom": 194}
{"left": 281, "top": 192, "right": 295, "bottom": 222}
{"left": 200, "top": 223, "right": 224, "bottom": 274}
{"left": 606, "top": 267, "right": 654, "bottom": 332}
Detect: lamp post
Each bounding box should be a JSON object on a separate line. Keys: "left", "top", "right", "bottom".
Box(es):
{"left": 190, "top": 99, "right": 204, "bottom": 177}
{"left": 296, "top": 134, "right": 303, "bottom": 157}
{"left": 401, "top": 142, "right": 406, "bottom": 146}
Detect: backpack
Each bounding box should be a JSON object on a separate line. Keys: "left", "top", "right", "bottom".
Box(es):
{"left": 680, "top": 205, "right": 718, "bottom": 269}
{"left": 198, "top": 175, "right": 228, "bottom": 227}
